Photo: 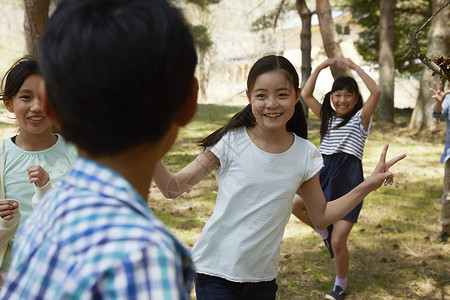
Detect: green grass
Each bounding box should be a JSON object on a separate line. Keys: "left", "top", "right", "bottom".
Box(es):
{"left": 148, "top": 104, "right": 450, "bottom": 299}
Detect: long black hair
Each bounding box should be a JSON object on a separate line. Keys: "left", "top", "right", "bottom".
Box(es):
{"left": 320, "top": 76, "right": 363, "bottom": 140}
{"left": 200, "top": 55, "right": 307, "bottom": 148}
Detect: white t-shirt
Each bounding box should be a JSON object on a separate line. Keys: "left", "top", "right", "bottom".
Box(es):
{"left": 191, "top": 127, "right": 323, "bottom": 282}
{"left": 319, "top": 109, "right": 371, "bottom": 160}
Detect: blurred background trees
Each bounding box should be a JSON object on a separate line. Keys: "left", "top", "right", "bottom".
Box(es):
{"left": 251, "top": 0, "right": 449, "bottom": 130}
{"left": 4, "top": 0, "right": 450, "bottom": 132}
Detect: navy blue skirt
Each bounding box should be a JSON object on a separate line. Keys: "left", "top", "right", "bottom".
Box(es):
{"left": 297, "top": 152, "right": 364, "bottom": 223}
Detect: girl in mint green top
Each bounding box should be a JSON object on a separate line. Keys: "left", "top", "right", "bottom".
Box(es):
{"left": 0, "top": 56, "right": 76, "bottom": 283}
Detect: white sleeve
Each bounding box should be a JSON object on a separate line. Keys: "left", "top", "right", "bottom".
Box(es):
{"left": 31, "top": 181, "right": 53, "bottom": 209}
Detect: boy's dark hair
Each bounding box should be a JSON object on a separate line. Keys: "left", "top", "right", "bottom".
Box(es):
{"left": 320, "top": 76, "right": 363, "bottom": 140}
{"left": 200, "top": 55, "right": 307, "bottom": 147}
{"left": 39, "top": 0, "right": 197, "bottom": 157}
{"left": 0, "top": 56, "right": 40, "bottom": 101}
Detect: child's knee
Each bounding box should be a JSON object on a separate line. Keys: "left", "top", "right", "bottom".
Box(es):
{"left": 331, "top": 238, "right": 348, "bottom": 253}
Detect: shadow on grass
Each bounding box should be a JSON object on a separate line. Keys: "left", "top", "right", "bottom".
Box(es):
{"left": 278, "top": 232, "right": 449, "bottom": 300}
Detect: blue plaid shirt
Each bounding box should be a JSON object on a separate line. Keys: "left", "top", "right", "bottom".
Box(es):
{"left": 0, "top": 157, "right": 194, "bottom": 299}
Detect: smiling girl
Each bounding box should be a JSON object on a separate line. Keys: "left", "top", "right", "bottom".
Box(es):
{"left": 153, "top": 55, "right": 401, "bottom": 300}
{"left": 0, "top": 56, "right": 76, "bottom": 286}
{"left": 291, "top": 57, "right": 381, "bottom": 300}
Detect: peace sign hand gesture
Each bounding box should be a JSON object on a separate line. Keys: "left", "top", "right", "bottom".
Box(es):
{"left": 365, "top": 144, "right": 406, "bottom": 191}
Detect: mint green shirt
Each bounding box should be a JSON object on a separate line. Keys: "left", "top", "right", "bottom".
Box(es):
{"left": 1, "top": 134, "right": 77, "bottom": 271}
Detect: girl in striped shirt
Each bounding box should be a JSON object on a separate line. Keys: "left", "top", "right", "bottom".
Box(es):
{"left": 292, "top": 57, "right": 380, "bottom": 300}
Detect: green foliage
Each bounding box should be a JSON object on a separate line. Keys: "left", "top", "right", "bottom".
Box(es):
{"left": 333, "top": 0, "right": 432, "bottom": 75}
{"left": 250, "top": 1, "right": 295, "bottom": 32}
{"left": 175, "top": 0, "right": 221, "bottom": 57}
{"left": 191, "top": 25, "right": 212, "bottom": 52}
{"left": 185, "top": 0, "right": 220, "bottom": 9}
{"left": 251, "top": 13, "right": 278, "bottom": 31}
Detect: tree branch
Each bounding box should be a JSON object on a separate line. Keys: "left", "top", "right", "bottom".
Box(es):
{"left": 403, "top": 0, "right": 450, "bottom": 83}
{"left": 273, "top": 0, "right": 287, "bottom": 29}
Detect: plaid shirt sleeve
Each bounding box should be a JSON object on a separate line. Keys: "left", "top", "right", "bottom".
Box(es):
{"left": 88, "top": 246, "right": 192, "bottom": 300}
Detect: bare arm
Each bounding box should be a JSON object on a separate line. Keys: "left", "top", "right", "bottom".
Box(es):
{"left": 152, "top": 148, "right": 219, "bottom": 199}
{"left": 299, "top": 144, "right": 405, "bottom": 229}
{"left": 337, "top": 58, "right": 380, "bottom": 129}
{"left": 301, "top": 58, "right": 338, "bottom": 119}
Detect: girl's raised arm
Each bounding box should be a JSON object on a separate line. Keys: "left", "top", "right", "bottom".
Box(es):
{"left": 301, "top": 58, "right": 337, "bottom": 119}
{"left": 338, "top": 58, "right": 380, "bottom": 129}
{"left": 153, "top": 148, "right": 219, "bottom": 199}
{"left": 299, "top": 144, "right": 405, "bottom": 229}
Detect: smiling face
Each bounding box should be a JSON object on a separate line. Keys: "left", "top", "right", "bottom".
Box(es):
{"left": 331, "top": 88, "right": 358, "bottom": 118}
{"left": 247, "top": 70, "right": 299, "bottom": 133}
{"left": 4, "top": 74, "right": 53, "bottom": 135}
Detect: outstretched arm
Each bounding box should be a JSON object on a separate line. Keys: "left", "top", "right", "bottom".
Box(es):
{"left": 301, "top": 58, "right": 337, "bottom": 119}
{"left": 299, "top": 144, "right": 405, "bottom": 229}
{"left": 337, "top": 58, "right": 380, "bottom": 129}
{"left": 152, "top": 148, "right": 219, "bottom": 199}
{"left": 431, "top": 81, "right": 450, "bottom": 114}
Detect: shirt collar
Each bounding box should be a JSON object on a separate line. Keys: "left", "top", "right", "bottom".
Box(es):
{"left": 66, "top": 157, "right": 152, "bottom": 218}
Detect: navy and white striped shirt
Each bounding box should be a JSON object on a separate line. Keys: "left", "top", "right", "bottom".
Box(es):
{"left": 319, "top": 109, "right": 371, "bottom": 160}
{"left": 0, "top": 157, "right": 194, "bottom": 300}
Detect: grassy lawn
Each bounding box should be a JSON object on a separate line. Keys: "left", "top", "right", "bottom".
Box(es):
{"left": 1, "top": 103, "right": 445, "bottom": 299}
{"left": 148, "top": 104, "right": 450, "bottom": 300}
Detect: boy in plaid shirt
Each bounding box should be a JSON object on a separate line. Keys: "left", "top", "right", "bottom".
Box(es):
{"left": 0, "top": 0, "right": 198, "bottom": 298}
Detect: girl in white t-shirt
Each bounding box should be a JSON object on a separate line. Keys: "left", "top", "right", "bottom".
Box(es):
{"left": 292, "top": 57, "right": 381, "bottom": 300}
{"left": 153, "top": 55, "right": 404, "bottom": 300}
{"left": 0, "top": 56, "right": 77, "bottom": 287}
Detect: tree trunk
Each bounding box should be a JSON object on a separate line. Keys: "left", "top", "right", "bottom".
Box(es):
{"left": 24, "top": 0, "right": 50, "bottom": 57}
{"left": 376, "top": 0, "right": 396, "bottom": 122}
{"left": 409, "top": 0, "right": 450, "bottom": 131}
{"left": 198, "top": 52, "right": 208, "bottom": 101}
{"left": 296, "top": 0, "right": 312, "bottom": 117}
{"left": 316, "top": 0, "right": 351, "bottom": 79}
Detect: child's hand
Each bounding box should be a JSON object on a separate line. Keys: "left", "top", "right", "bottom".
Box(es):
{"left": 0, "top": 200, "right": 18, "bottom": 220}
{"left": 27, "top": 165, "right": 50, "bottom": 188}
{"left": 430, "top": 81, "right": 450, "bottom": 103}
{"left": 335, "top": 57, "right": 357, "bottom": 69}
{"left": 318, "top": 57, "right": 337, "bottom": 70}
{"left": 366, "top": 144, "right": 406, "bottom": 191}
